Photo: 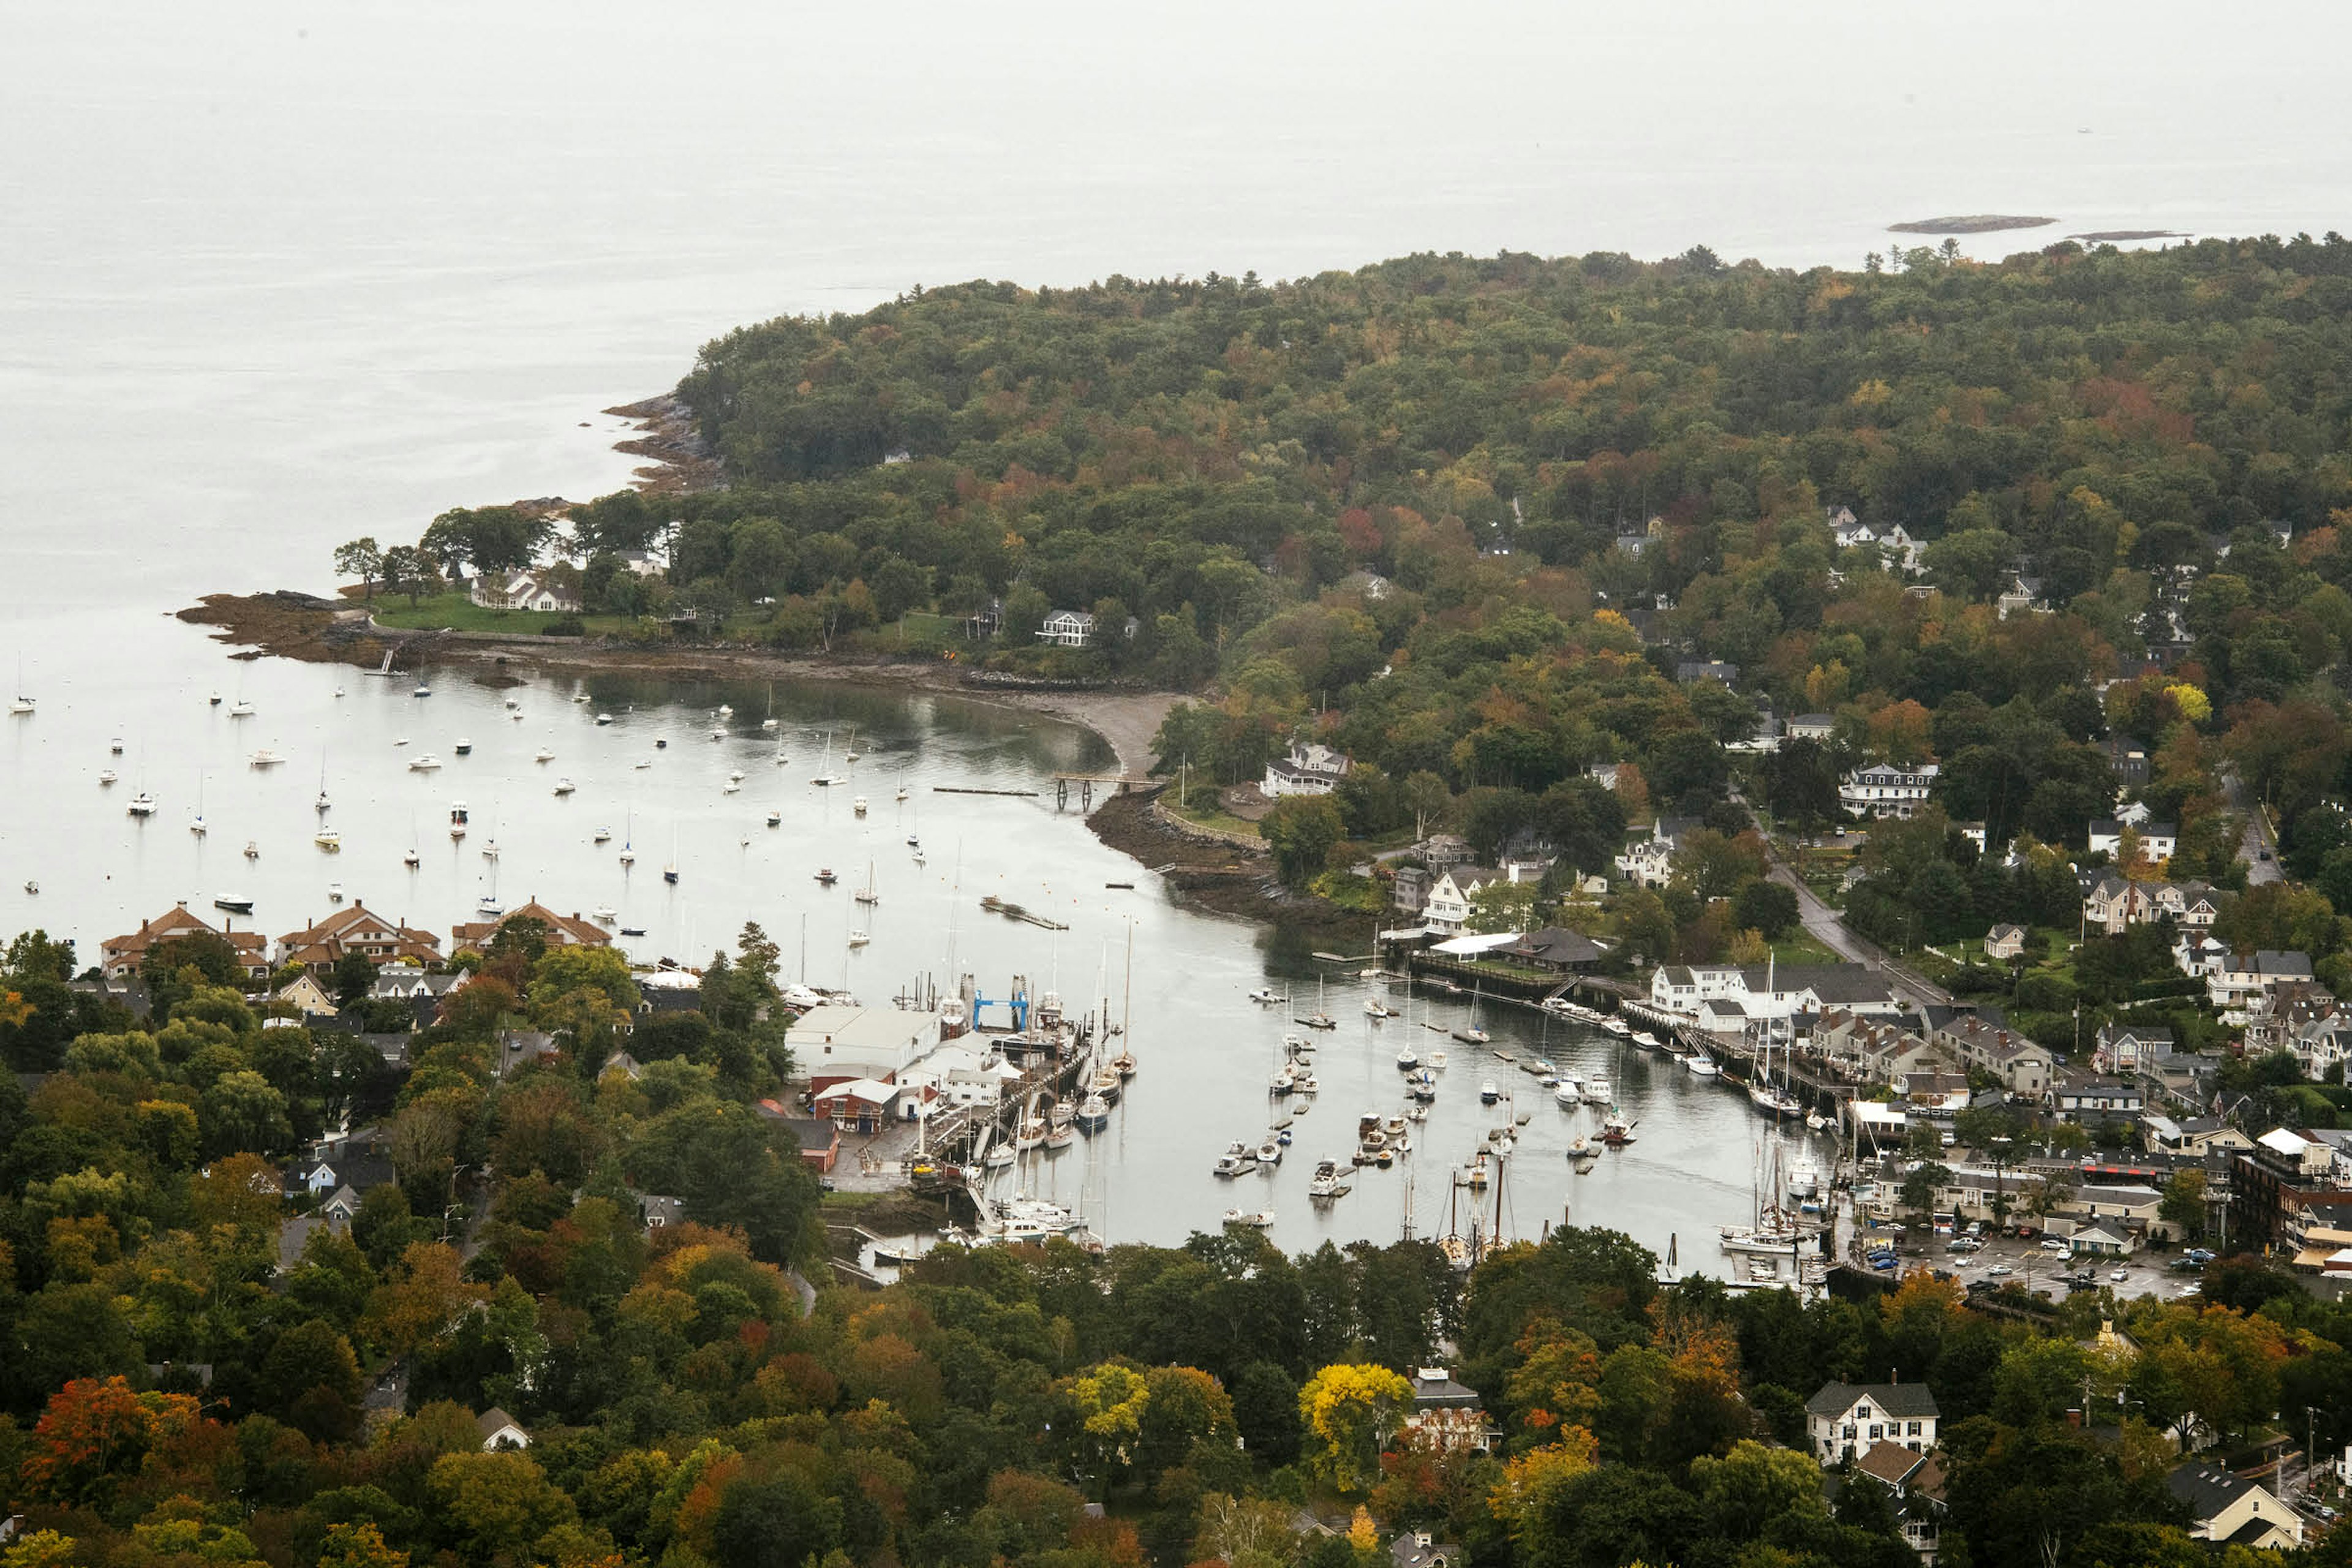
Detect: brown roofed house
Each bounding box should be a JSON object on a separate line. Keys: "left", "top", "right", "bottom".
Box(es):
{"left": 101, "top": 901, "right": 270, "bottom": 981}
{"left": 278, "top": 902, "right": 443, "bottom": 969}
{"left": 450, "top": 899, "right": 611, "bottom": 951}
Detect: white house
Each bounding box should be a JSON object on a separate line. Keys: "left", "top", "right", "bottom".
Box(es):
{"left": 477, "top": 1408, "right": 530, "bottom": 1451}
{"left": 2089, "top": 818, "right": 2177, "bottom": 863}
{"left": 1264, "top": 741, "right": 1352, "bottom": 797}
{"left": 1786, "top": 714, "right": 1836, "bottom": 742}
{"left": 1985, "top": 924, "right": 2026, "bottom": 960}
{"left": 1840, "top": 763, "right": 1939, "bottom": 820}
{"left": 1806, "top": 1382, "right": 1939, "bottom": 1465}
{"left": 1035, "top": 609, "right": 1096, "bottom": 648}
{"left": 1422, "top": 872, "right": 1471, "bottom": 935}
{"left": 469, "top": 570, "right": 581, "bottom": 613}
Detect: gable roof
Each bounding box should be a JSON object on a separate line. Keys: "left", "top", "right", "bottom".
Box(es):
{"left": 1854, "top": 1440, "right": 1929, "bottom": 1488}
{"left": 451, "top": 899, "right": 611, "bottom": 949}
{"left": 2166, "top": 1462, "right": 2263, "bottom": 1521}
{"left": 1805, "top": 1381, "right": 1940, "bottom": 1420}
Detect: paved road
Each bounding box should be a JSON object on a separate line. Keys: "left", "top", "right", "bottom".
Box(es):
{"left": 2220, "top": 767, "right": 2281, "bottom": 884}
{"left": 1768, "top": 858, "right": 1951, "bottom": 1010}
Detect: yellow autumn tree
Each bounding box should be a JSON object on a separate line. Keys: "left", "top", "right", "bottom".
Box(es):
{"left": 1297, "top": 1363, "right": 1412, "bottom": 1494}
{"left": 1487, "top": 1429, "right": 1598, "bottom": 1542}
{"left": 2166, "top": 682, "right": 2211, "bottom": 724}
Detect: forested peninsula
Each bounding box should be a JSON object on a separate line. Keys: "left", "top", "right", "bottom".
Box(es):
{"left": 66, "top": 233, "right": 2352, "bottom": 1568}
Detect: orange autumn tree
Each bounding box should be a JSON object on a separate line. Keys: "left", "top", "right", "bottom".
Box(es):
{"left": 23, "top": 1376, "right": 205, "bottom": 1504}
{"left": 1502, "top": 1314, "right": 1603, "bottom": 1445}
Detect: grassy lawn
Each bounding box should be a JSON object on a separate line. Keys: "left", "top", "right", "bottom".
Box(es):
{"left": 1768, "top": 932, "right": 1842, "bottom": 966}
{"left": 369, "top": 592, "right": 614, "bottom": 635}
{"left": 1161, "top": 796, "right": 1261, "bottom": 839}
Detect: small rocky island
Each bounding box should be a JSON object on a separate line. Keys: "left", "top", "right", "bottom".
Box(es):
{"left": 1889, "top": 214, "right": 2056, "bottom": 234}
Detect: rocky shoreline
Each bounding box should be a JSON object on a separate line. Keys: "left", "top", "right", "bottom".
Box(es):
{"left": 1083, "top": 791, "right": 1367, "bottom": 943}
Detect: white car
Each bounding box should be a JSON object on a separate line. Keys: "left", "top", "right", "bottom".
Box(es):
{"left": 2040, "top": 1238, "right": 2071, "bottom": 1254}
{"left": 1986, "top": 1264, "right": 2013, "bottom": 1276}
{"left": 2110, "top": 1268, "right": 2129, "bottom": 1282}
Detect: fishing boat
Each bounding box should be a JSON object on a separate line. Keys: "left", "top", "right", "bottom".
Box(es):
{"left": 407, "top": 753, "right": 441, "bottom": 771}
{"left": 815, "top": 867, "right": 836, "bottom": 884}
{"left": 1599, "top": 1014, "right": 1631, "bottom": 1036}
{"left": 1685, "top": 1051, "right": 1721, "bottom": 1078}
{"left": 1630, "top": 1030, "right": 1661, "bottom": 1049}
{"left": 314, "top": 828, "right": 341, "bottom": 851}
{"left": 213, "top": 894, "right": 254, "bottom": 914}
{"left": 1478, "top": 1080, "right": 1500, "bottom": 1104}
{"left": 1222, "top": 1209, "right": 1275, "bottom": 1228}
{"left": 126, "top": 792, "right": 157, "bottom": 816}
{"left": 1602, "top": 1109, "right": 1635, "bottom": 1146}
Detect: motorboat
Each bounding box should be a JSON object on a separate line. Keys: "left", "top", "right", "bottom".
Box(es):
{"left": 594, "top": 712, "right": 613, "bottom": 725}
{"left": 974, "top": 1196, "right": 1081, "bottom": 1245}
{"left": 229, "top": 700, "right": 254, "bottom": 717}
{"left": 1222, "top": 1209, "right": 1275, "bottom": 1228}
{"left": 126, "top": 793, "right": 157, "bottom": 816}
{"left": 327, "top": 883, "right": 344, "bottom": 903}
{"left": 553, "top": 777, "right": 575, "bottom": 796}
{"left": 407, "top": 754, "right": 442, "bottom": 771}
{"left": 847, "top": 930, "right": 870, "bottom": 947}
{"left": 1213, "top": 1140, "right": 1260, "bottom": 1177}
{"left": 1686, "top": 1053, "right": 1721, "bottom": 1078}
{"left": 535, "top": 748, "right": 556, "bottom": 763}
{"left": 1428, "top": 1050, "right": 1448, "bottom": 1069}
{"left": 403, "top": 848, "right": 420, "bottom": 868}
{"left": 1806, "top": 1110, "right": 1830, "bottom": 1133}
{"left": 1581, "top": 1076, "right": 1611, "bottom": 1104}
{"left": 412, "top": 682, "right": 431, "bottom": 698}
{"left": 1600, "top": 1016, "right": 1631, "bottom": 1036}
{"left": 766, "top": 810, "right": 782, "bottom": 827}
{"left": 593, "top": 905, "right": 618, "bottom": 924}
{"left": 243, "top": 840, "right": 258, "bottom": 859}
{"left": 1248, "top": 987, "right": 1280, "bottom": 1005}
{"left": 108, "top": 737, "right": 123, "bottom": 755}
{"left": 1602, "top": 1110, "right": 1635, "bottom": 1146}
{"left": 481, "top": 839, "right": 499, "bottom": 861}
{"left": 99, "top": 768, "right": 117, "bottom": 785}
{"left": 213, "top": 895, "right": 254, "bottom": 914}
{"left": 1306, "top": 1159, "right": 1346, "bottom": 1199}
{"left": 1268, "top": 1065, "right": 1295, "bottom": 1094}
{"left": 1787, "top": 1159, "right": 1823, "bottom": 1200}
{"left": 249, "top": 749, "right": 285, "bottom": 767}
{"left": 454, "top": 739, "right": 472, "bottom": 756}
{"left": 815, "top": 867, "right": 837, "bottom": 884}
{"left": 1631, "top": 1030, "right": 1662, "bottom": 1049}
{"left": 853, "top": 796, "right": 869, "bottom": 815}
{"left": 208, "top": 692, "right": 221, "bottom": 706}
{"left": 895, "top": 787, "right": 909, "bottom": 802}
{"left": 1478, "top": 1080, "right": 1499, "bottom": 1104}
{"left": 619, "top": 925, "right": 646, "bottom": 937}
{"left": 1256, "top": 1136, "right": 1283, "bottom": 1166}
{"left": 1553, "top": 1079, "right": 1581, "bottom": 1106}
{"left": 593, "top": 826, "right": 612, "bottom": 843}
{"left": 475, "top": 895, "right": 502, "bottom": 917}
{"left": 314, "top": 829, "right": 341, "bottom": 851}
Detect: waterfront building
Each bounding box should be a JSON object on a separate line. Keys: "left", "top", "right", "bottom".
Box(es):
{"left": 279, "top": 902, "right": 443, "bottom": 968}
{"left": 1262, "top": 739, "right": 1352, "bottom": 797}
{"left": 450, "top": 899, "right": 611, "bottom": 951}
{"left": 100, "top": 900, "right": 270, "bottom": 982}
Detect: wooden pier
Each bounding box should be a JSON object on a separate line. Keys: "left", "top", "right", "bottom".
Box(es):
{"left": 1050, "top": 771, "right": 1153, "bottom": 809}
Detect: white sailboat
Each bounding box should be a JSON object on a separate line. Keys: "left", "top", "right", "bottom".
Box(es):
{"left": 619, "top": 807, "right": 635, "bottom": 866}
{"left": 854, "top": 860, "right": 879, "bottom": 905}
{"left": 663, "top": 824, "right": 679, "bottom": 885}
{"left": 189, "top": 774, "right": 206, "bottom": 837}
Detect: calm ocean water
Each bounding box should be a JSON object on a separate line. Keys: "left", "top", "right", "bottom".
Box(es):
{"left": 1, "top": 0, "right": 2342, "bottom": 1253}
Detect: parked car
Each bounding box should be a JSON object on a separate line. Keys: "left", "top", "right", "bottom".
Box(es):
{"left": 2040, "top": 1238, "right": 2072, "bottom": 1254}
{"left": 2110, "top": 1268, "right": 2130, "bottom": 1282}
{"left": 1987, "top": 1264, "right": 2014, "bottom": 1276}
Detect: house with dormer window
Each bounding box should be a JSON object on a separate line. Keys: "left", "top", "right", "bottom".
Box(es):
{"left": 1807, "top": 1382, "right": 1939, "bottom": 1465}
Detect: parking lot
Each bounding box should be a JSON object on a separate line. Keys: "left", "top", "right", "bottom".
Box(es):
{"left": 1850, "top": 1223, "right": 2209, "bottom": 1301}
